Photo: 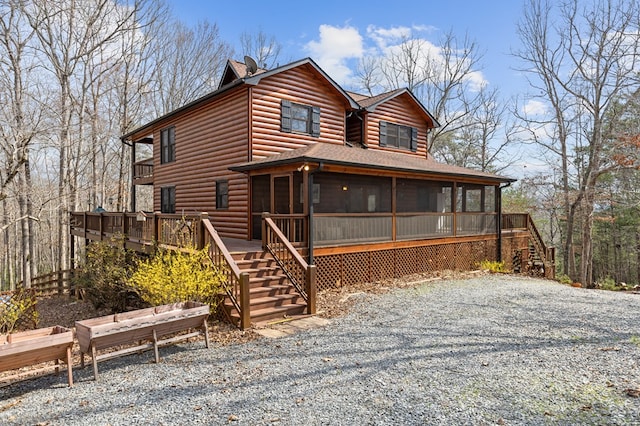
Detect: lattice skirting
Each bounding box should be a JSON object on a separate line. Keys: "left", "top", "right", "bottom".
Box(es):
{"left": 315, "top": 239, "right": 500, "bottom": 291}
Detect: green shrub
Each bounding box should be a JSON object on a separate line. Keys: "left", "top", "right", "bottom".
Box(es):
{"left": 478, "top": 260, "right": 509, "bottom": 273}
{"left": 596, "top": 276, "right": 621, "bottom": 291}
{"left": 73, "top": 234, "right": 140, "bottom": 313}
{"left": 556, "top": 274, "right": 573, "bottom": 285}
{"left": 128, "top": 245, "right": 225, "bottom": 309}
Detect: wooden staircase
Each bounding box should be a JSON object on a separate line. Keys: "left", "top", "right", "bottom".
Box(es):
{"left": 223, "top": 250, "right": 308, "bottom": 326}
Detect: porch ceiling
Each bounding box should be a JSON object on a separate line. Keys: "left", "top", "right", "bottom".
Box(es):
{"left": 230, "top": 143, "right": 516, "bottom": 184}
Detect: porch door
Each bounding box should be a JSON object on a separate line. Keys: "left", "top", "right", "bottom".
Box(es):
{"left": 273, "top": 175, "right": 292, "bottom": 214}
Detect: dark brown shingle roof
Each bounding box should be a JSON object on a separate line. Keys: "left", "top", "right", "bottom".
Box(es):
{"left": 231, "top": 143, "right": 514, "bottom": 183}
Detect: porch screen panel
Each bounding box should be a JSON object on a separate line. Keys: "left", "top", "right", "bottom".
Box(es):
{"left": 313, "top": 173, "right": 391, "bottom": 214}
{"left": 396, "top": 179, "right": 453, "bottom": 239}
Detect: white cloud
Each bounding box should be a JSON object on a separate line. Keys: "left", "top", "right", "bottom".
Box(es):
{"left": 522, "top": 100, "right": 547, "bottom": 116}
{"left": 464, "top": 70, "right": 488, "bottom": 92}
{"left": 304, "top": 25, "right": 363, "bottom": 84}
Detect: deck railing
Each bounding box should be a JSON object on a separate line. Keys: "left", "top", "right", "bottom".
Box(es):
{"left": 133, "top": 158, "right": 153, "bottom": 184}
{"left": 502, "top": 213, "right": 528, "bottom": 229}
{"left": 502, "top": 212, "right": 555, "bottom": 276}
{"left": 313, "top": 214, "right": 392, "bottom": 245}
{"left": 70, "top": 212, "right": 206, "bottom": 250}
{"left": 269, "top": 214, "right": 308, "bottom": 244}
{"left": 262, "top": 213, "right": 316, "bottom": 314}
{"left": 396, "top": 213, "right": 453, "bottom": 240}
{"left": 456, "top": 213, "right": 497, "bottom": 236}
{"left": 202, "top": 218, "right": 250, "bottom": 329}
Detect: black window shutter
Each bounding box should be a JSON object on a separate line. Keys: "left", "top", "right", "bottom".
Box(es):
{"left": 311, "top": 106, "right": 321, "bottom": 137}
{"left": 281, "top": 99, "right": 292, "bottom": 133}
{"left": 379, "top": 121, "right": 387, "bottom": 146}
{"left": 410, "top": 127, "right": 418, "bottom": 152}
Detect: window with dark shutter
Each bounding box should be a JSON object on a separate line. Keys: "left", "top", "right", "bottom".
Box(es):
{"left": 311, "top": 106, "right": 321, "bottom": 137}
{"left": 379, "top": 121, "right": 387, "bottom": 146}
{"left": 379, "top": 121, "right": 417, "bottom": 151}
{"left": 281, "top": 100, "right": 292, "bottom": 133}
{"left": 281, "top": 100, "right": 320, "bottom": 137}
{"left": 410, "top": 127, "right": 418, "bottom": 152}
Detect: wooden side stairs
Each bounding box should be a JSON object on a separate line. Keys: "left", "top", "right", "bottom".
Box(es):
{"left": 223, "top": 250, "right": 308, "bottom": 326}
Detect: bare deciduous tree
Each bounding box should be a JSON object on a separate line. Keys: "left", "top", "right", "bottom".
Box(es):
{"left": 515, "top": 0, "right": 640, "bottom": 286}
{"left": 240, "top": 29, "right": 281, "bottom": 69}
{"left": 151, "top": 19, "right": 233, "bottom": 115}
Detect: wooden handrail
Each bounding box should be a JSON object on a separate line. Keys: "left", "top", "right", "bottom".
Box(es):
{"left": 262, "top": 214, "right": 316, "bottom": 314}
{"left": 201, "top": 218, "right": 250, "bottom": 329}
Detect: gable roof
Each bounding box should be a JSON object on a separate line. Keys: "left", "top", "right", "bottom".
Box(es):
{"left": 122, "top": 57, "right": 361, "bottom": 141}
{"left": 218, "top": 59, "right": 268, "bottom": 88}
{"left": 350, "top": 88, "right": 440, "bottom": 128}
{"left": 241, "top": 57, "right": 360, "bottom": 109}
{"left": 230, "top": 143, "right": 514, "bottom": 183}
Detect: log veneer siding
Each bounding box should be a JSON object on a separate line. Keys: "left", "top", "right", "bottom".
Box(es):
{"left": 149, "top": 90, "right": 250, "bottom": 239}
{"left": 365, "top": 92, "right": 429, "bottom": 158}
{"left": 251, "top": 65, "right": 349, "bottom": 159}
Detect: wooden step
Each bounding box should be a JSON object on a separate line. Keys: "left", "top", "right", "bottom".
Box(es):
{"left": 249, "top": 275, "right": 288, "bottom": 287}
{"left": 238, "top": 266, "right": 282, "bottom": 279}
{"left": 230, "top": 303, "right": 307, "bottom": 324}
{"left": 249, "top": 284, "right": 297, "bottom": 298}
{"left": 231, "top": 251, "right": 272, "bottom": 262}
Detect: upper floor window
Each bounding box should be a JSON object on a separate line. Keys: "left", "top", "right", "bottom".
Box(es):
{"left": 160, "top": 186, "right": 175, "bottom": 213}
{"left": 281, "top": 99, "right": 320, "bottom": 137}
{"left": 160, "top": 126, "right": 175, "bottom": 164}
{"left": 216, "top": 180, "right": 228, "bottom": 209}
{"left": 379, "top": 121, "right": 417, "bottom": 152}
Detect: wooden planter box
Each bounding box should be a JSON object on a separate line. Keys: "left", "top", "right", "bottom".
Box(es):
{"left": 0, "top": 326, "right": 74, "bottom": 387}
{"left": 75, "top": 301, "right": 210, "bottom": 380}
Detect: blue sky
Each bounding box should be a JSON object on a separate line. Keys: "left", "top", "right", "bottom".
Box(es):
{"left": 170, "top": 0, "right": 528, "bottom": 99}
{"left": 169, "top": 0, "right": 542, "bottom": 177}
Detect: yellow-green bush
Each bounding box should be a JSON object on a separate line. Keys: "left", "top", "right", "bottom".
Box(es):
{"left": 0, "top": 290, "right": 39, "bottom": 333}
{"left": 478, "top": 260, "right": 509, "bottom": 273}
{"left": 128, "top": 245, "right": 225, "bottom": 308}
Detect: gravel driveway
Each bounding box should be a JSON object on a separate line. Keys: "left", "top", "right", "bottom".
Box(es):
{"left": 2, "top": 275, "right": 640, "bottom": 425}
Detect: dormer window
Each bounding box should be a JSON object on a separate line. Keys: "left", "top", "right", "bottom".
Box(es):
{"left": 281, "top": 100, "right": 320, "bottom": 137}
{"left": 379, "top": 121, "right": 417, "bottom": 152}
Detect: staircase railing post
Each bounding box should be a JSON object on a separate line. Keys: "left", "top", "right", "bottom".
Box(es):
{"left": 239, "top": 272, "right": 251, "bottom": 329}
{"left": 261, "top": 212, "right": 270, "bottom": 251}
{"left": 306, "top": 265, "right": 316, "bottom": 315}
{"left": 199, "top": 212, "right": 208, "bottom": 249}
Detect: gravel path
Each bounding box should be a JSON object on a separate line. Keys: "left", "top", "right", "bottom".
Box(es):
{"left": 2, "top": 275, "right": 640, "bottom": 425}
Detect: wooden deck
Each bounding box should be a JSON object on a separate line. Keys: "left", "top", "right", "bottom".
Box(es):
{"left": 221, "top": 238, "right": 263, "bottom": 253}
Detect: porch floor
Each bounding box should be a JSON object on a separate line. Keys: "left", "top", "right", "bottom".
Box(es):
{"left": 221, "top": 238, "right": 263, "bottom": 253}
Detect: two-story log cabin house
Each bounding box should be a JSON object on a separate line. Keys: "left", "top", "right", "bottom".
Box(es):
{"left": 71, "top": 57, "right": 553, "bottom": 327}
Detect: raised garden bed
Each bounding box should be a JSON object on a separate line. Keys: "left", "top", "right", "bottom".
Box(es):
{"left": 75, "top": 301, "right": 210, "bottom": 380}
{"left": 0, "top": 326, "right": 74, "bottom": 387}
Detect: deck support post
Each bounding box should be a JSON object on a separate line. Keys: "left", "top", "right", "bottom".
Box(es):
{"left": 239, "top": 272, "right": 251, "bottom": 329}
{"left": 305, "top": 265, "right": 316, "bottom": 315}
